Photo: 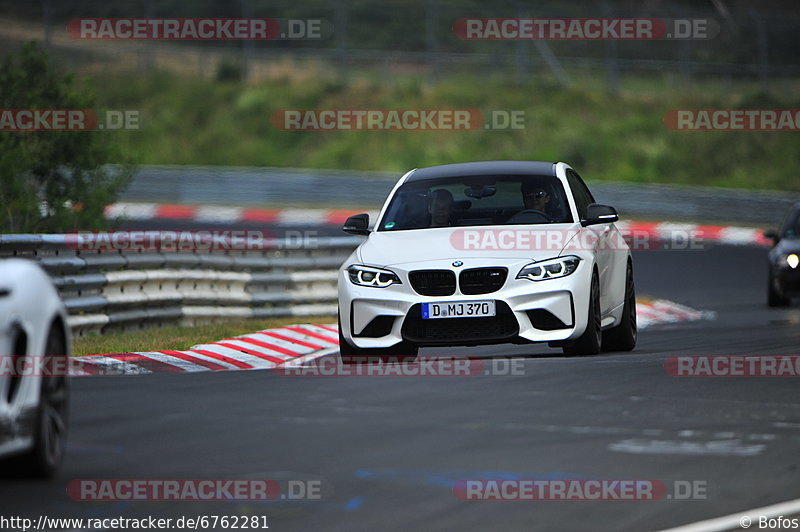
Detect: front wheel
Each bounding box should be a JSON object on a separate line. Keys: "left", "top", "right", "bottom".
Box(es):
{"left": 563, "top": 271, "right": 602, "bottom": 356}
{"left": 19, "top": 325, "right": 69, "bottom": 477}
{"left": 602, "top": 261, "right": 637, "bottom": 352}
{"left": 338, "top": 316, "right": 418, "bottom": 364}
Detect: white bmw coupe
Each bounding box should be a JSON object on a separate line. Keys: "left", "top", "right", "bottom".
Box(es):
{"left": 338, "top": 161, "right": 636, "bottom": 361}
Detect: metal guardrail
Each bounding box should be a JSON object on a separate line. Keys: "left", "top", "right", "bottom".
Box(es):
{"left": 122, "top": 165, "right": 399, "bottom": 207}
{"left": 122, "top": 166, "right": 800, "bottom": 226}
{"left": 0, "top": 234, "right": 360, "bottom": 336}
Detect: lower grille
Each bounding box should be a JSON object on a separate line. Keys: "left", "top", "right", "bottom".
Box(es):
{"left": 401, "top": 301, "right": 519, "bottom": 345}
{"left": 409, "top": 269, "right": 456, "bottom": 296}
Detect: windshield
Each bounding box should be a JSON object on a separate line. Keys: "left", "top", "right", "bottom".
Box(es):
{"left": 377, "top": 175, "right": 573, "bottom": 231}
{"left": 782, "top": 209, "right": 800, "bottom": 238}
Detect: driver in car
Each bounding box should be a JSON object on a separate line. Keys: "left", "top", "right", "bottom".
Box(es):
{"left": 503, "top": 181, "right": 560, "bottom": 224}
{"left": 522, "top": 182, "right": 551, "bottom": 213}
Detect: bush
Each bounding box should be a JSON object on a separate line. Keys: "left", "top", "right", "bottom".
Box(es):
{"left": 0, "top": 42, "right": 134, "bottom": 233}
{"left": 216, "top": 58, "right": 244, "bottom": 82}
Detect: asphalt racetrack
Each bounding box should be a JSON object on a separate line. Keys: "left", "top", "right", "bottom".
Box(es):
{"left": 3, "top": 243, "right": 800, "bottom": 532}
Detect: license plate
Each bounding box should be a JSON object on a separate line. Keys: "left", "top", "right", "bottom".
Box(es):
{"left": 421, "top": 300, "right": 496, "bottom": 319}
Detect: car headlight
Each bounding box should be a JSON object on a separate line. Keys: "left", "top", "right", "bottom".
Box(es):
{"left": 777, "top": 253, "right": 800, "bottom": 269}
{"left": 517, "top": 256, "right": 581, "bottom": 281}
{"left": 347, "top": 265, "right": 402, "bottom": 288}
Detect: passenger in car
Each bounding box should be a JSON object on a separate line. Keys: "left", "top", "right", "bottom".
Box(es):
{"left": 428, "top": 189, "right": 454, "bottom": 227}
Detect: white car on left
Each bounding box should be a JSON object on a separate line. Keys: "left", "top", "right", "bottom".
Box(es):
{"left": 0, "top": 258, "right": 70, "bottom": 477}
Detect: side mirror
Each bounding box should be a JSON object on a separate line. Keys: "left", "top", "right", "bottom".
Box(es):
{"left": 581, "top": 204, "right": 619, "bottom": 227}
{"left": 343, "top": 213, "right": 370, "bottom": 236}
{"left": 763, "top": 229, "right": 779, "bottom": 242}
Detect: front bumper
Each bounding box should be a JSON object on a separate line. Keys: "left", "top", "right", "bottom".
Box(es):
{"left": 339, "top": 258, "right": 592, "bottom": 348}
{"left": 773, "top": 266, "right": 800, "bottom": 296}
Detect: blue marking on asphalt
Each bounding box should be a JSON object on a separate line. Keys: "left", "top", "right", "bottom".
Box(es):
{"left": 345, "top": 496, "right": 365, "bottom": 511}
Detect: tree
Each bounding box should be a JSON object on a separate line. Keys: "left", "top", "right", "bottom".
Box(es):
{"left": 0, "top": 42, "right": 134, "bottom": 233}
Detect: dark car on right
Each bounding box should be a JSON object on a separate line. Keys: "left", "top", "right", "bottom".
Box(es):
{"left": 765, "top": 202, "right": 800, "bottom": 307}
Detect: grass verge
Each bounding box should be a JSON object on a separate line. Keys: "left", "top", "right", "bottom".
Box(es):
{"left": 91, "top": 71, "right": 800, "bottom": 191}
{"left": 73, "top": 316, "right": 337, "bottom": 357}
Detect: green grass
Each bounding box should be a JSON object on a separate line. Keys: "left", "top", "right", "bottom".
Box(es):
{"left": 73, "top": 316, "right": 336, "bottom": 356}
{"left": 90, "top": 69, "right": 800, "bottom": 191}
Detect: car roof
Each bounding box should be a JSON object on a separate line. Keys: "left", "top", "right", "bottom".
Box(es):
{"left": 404, "top": 161, "right": 557, "bottom": 183}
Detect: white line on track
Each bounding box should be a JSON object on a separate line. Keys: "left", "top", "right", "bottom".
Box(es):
{"left": 657, "top": 497, "right": 800, "bottom": 531}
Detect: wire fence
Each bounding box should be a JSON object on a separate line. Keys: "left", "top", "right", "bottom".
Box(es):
{"left": 9, "top": 0, "right": 799, "bottom": 94}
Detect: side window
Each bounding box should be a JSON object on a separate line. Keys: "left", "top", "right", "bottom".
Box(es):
{"left": 571, "top": 170, "right": 596, "bottom": 203}
{"left": 566, "top": 170, "right": 593, "bottom": 220}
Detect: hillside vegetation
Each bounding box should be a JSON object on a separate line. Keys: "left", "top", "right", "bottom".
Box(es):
{"left": 95, "top": 72, "right": 800, "bottom": 191}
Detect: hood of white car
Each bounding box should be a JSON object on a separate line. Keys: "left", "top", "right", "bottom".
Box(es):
{"left": 357, "top": 224, "right": 583, "bottom": 267}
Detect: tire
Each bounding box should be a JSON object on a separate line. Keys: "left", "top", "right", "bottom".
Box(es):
{"left": 18, "top": 324, "right": 69, "bottom": 478}
{"left": 767, "top": 272, "right": 791, "bottom": 307}
{"left": 602, "top": 261, "right": 637, "bottom": 352}
{"left": 563, "top": 271, "right": 602, "bottom": 356}
{"left": 338, "top": 315, "right": 418, "bottom": 364}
